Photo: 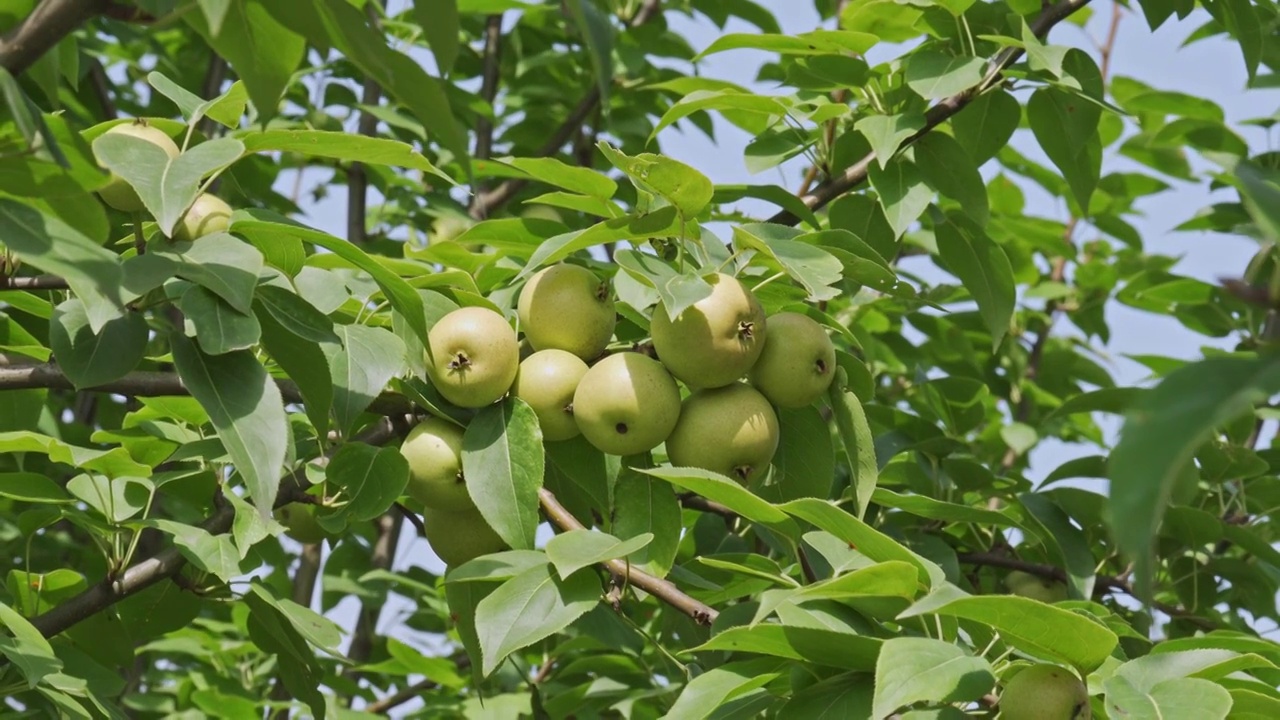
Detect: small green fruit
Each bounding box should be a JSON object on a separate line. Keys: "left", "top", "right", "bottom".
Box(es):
{"left": 518, "top": 264, "right": 616, "bottom": 360}
{"left": 999, "top": 664, "right": 1090, "bottom": 720}
{"left": 573, "top": 352, "right": 681, "bottom": 456}
{"left": 426, "top": 307, "right": 520, "bottom": 408}
{"left": 513, "top": 349, "right": 589, "bottom": 441}
{"left": 401, "top": 416, "right": 473, "bottom": 511}
{"left": 422, "top": 505, "right": 508, "bottom": 567}
{"left": 96, "top": 121, "right": 180, "bottom": 212}
{"left": 431, "top": 215, "right": 471, "bottom": 244}
{"left": 1005, "top": 570, "right": 1069, "bottom": 603}
{"left": 174, "top": 193, "right": 232, "bottom": 242}
{"left": 651, "top": 273, "right": 766, "bottom": 389}
{"left": 519, "top": 204, "right": 563, "bottom": 223}
{"left": 274, "top": 502, "right": 332, "bottom": 544}
{"left": 748, "top": 312, "right": 836, "bottom": 408}
{"left": 666, "top": 383, "right": 779, "bottom": 483}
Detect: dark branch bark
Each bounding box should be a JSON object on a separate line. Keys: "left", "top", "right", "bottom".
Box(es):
{"left": 0, "top": 0, "right": 106, "bottom": 75}
{"left": 345, "top": 513, "right": 404, "bottom": 670}
{"left": 346, "top": 2, "right": 385, "bottom": 244}
{"left": 767, "top": 0, "right": 1094, "bottom": 225}
{"left": 0, "top": 274, "right": 69, "bottom": 290}
{"left": 366, "top": 677, "right": 439, "bottom": 714}
{"left": 0, "top": 362, "right": 414, "bottom": 416}
{"left": 472, "top": 14, "right": 503, "bottom": 164}
{"left": 539, "top": 488, "right": 718, "bottom": 625}
{"left": 29, "top": 418, "right": 404, "bottom": 639}
{"left": 87, "top": 59, "right": 116, "bottom": 119}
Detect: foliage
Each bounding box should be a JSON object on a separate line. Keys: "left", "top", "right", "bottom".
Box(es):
{"left": 0, "top": 0, "right": 1279, "bottom": 718}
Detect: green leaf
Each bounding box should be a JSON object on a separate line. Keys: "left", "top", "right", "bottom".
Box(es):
{"left": 186, "top": 0, "right": 305, "bottom": 122}
{"left": 1231, "top": 159, "right": 1280, "bottom": 244}
{"left": 1110, "top": 354, "right": 1280, "bottom": 596}
{"left": 565, "top": 0, "right": 614, "bottom": 104}
{"left": 731, "top": 225, "right": 843, "bottom": 302}
{"left": 1215, "top": 0, "right": 1261, "bottom": 81}
{"left": 840, "top": 0, "right": 922, "bottom": 43}
{"left": 0, "top": 198, "right": 126, "bottom": 332}
{"left": 0, "top": 600, "right": 62, "bottom": 688}
{"left": 179, "top": 285, "right": 262, "bottom": 355}
{"left": 951, "top": 90, "right": 1020, "bottom": 166}
{"left": 325, "top": 324, "right": 405, "bottom": 437}
{"left": 868, "top": 156, "right": 932, "bottom": 238}
{"left": 714, "top": 184, "right": 821, "bottom": 230}
{"left": 611, "top": 468, "right": 681, "bottom": 577}
{"left": 854, "top": 113, "right": 924, "bottom": 168}
{"left": 652, "top": 90, "right": 788, "bottom": 140}
{"left": 238, "top": 129, "right": 450, "bottom": 183}
{"left": 913, "top": 133, "right": 989, "bottom": 226}
{"left": 324, "top": 443, "right": 409, "bottom": 525}
{"left": 503, "top": 157, "right": 618, "bottom": 199}
{"left": 1103, "top": 674, "right": 1231, "bottom": 720}
{"left": 66, "top": 474, "right": 151, "bottom": 523}
{"left": 414, "top": 0, "right": 460, "bottom": 74}
{"left": 782, "top": 498, "right": 944, "bottom": 588}
{"left": 828, "top": 378, "right": 878, "bottom": 517}
{"left": 696, "top": 31, "right": 877, "bottom": 59}
{"left": 462, "top": 399, "right": 545, "bottom": 550}
{"left": 933, "top": 214, "right": 1015, "bottom": 349}
{"left": 91, "top": 135, "right": 245, "bottom": 237}
{"left": 761, "top": 405, "right": 835, "bottom": 502}
{"left": 779, "top": 673, "right": 873, "bottom": 718}
{"left": 244, "top": 584, "right": 326, "bottom": 718}
{"left": 474, "top": 562, "right": 598, "bottom": 676}
{"left": 521, "top": 206, "right": 681, "bottom": 274}
{"left": 1027, "top": 87, "right": 1101, "bottom": 213}
{"left": 664, "top": 657, "right": 785, "bottom": 720}
{"left": 900, "top": 592, "right": 1118, "bottom": 672}
{"left": 252, "top": 285, "right": 338, "bottom": 344}
{"left": 598, "top": 143, "right": 714, "bottom": 218}
{"left": 48, "top": 300, "right": 148, "bottom": 389}
{"left": 638, "top": 466, "right": 798, "bottom": 537}
{"left": 0, "top": 431, "right": 150, "bottom": 477}
{"left": 614, "top": 250, "right": 713, "bottom": 320}
{"left": 171, "top": 334, "right": 288, "bottom": 518}
{"left": 151, "top": 234, "right": 263, "bottom": 314}
{"left": 149, "top": 519, "right": 243, "bottom": 582}
{"left": 545, "top": 529, "right": 653, "bottom": 580}
{"left": 0, "top": 472, "right": 70, "bottom": 503}
{"left": 695, "top": 624, "right": 880, "bottom": 670}
{"left": 904, "top": 52, "right": 986, "bottom": 100}
{"left": 872, "top": 637, "right": 995, "bottom": 718}
{"left": 255, "top": 309, "right": 332, "bottom": 438}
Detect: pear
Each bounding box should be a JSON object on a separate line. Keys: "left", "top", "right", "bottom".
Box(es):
{"left": 174, "top": 193, "right": 232, "bottom": 242}
{"left": 274, "top": 502, "right": 332, "bottom": 545}
{"left": 748, "top": 312, "right": 836, "bottom": 408}
{"left": 423, "top": 505, "right": 508, "bottom": 567}
{"left": 999, "top": 664, "right": 1090, "bottom": 720}
{"left": 426, "top": 307, "right": 519, "bottom": 408}
{"left": 572, "top": 352, "right": 681, "bottom": 456}
{"left": 665, "top": 383, "right": 779, "bottom": 483}
{"left": 96, "top": 120, "right": 180, "bottom": 212}
{"left": 512, "top": 349, "right": 589, "bottom": 441}
{"left": 518, "top": 264, "right": 616, "bottom": 360}
{"left": 1005, "top": 570, "right": 1069, "bottom": 603}
{"left": 401, "top": 416, "right": 473, "bottom": 511}
{"left": 651, "top": 273, "right": 766, "bottom": 389}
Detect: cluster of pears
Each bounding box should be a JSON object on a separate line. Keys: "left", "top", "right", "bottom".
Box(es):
{"left": 400, "top": 263, "right": 837, "bottom": 566}
{"left": 94, "top": 119, "right": 234, "bottom": 241}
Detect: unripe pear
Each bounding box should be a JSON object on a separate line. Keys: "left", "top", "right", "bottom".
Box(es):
{"left": 400, "top": 416, "right": 473, "bottom": 511}
{"left": 513, "top": 349, "right": 589, "bottom": 441}
{"left": 651, "top": 273, "right": 766, "bottom": 389}
{"left": 666, "top": 383, "right": 779, "bottom": 483}
{"left": 423, "top": 505, "right": 508, "bottom": 567}
{"left": 748, "top": 312, "right": 836, "bottom": 408}
{"left": 999, "top": 664, "right": 1090, "bottom": 720}
{"left": 274, "top": 502, "right": 332, "bottom": 545}
{"left": 517, "top": 264, "right": 616, "bottom": 360}
{"left": 96, "top": 121, "right": 180, "bottom": 212}
{"left": 1005, "top": 570, "right": 1069, "bottom": 603}
{"left": 174, "top": 193, "right": 232, "bottom": 242}
{"left": 426, "top": 307, "right": 520, "bottom": 408}
{"left": 573, "top": 352, "right": 681, "bottom": 456}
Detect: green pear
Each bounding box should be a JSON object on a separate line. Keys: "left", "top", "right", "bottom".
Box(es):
{"left": 666, "top": 383, "right": 779, "bottom": 483}
{"left": 999, "top": 664, "right": 1090, "bottom": 720}
{"left": 748, "top": 312, "right": 836, "bottom": 408}
{"left": 426, "top": 307, "right": 520, "bottom": 408}
{"left": 401, "top": 416, "right": 473, "bottom": 511}
{"left": 517, "top": 264, "right": 616, "bottom": 360}
{"left": 174, "top": 193, "right": 232, "bottom": 242}
{"left": 1005, "top": 570, "right": 1069, "bottom": 603}
{"left": 651, "top": 273, "right": 766, "bottom": 389}
{"left": 573, "top": 352, "right": 681, "bottom": 456}
{"left": 513, "top": 349, "right": 589, "bottom": 441}
{"left": 519, "top": 204, "right": 563, "bottom": 223}
{"left": 274, "top": 502, "right": 332, "bottom": 545}
{"left": 423, "top": 505, "right": 508, "bottom": 567}
{"left": 97, "top": 120, "right": 180, "bottom": 212}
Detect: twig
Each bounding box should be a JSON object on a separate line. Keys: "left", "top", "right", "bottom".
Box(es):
{"left": 197, "top": 55, "right": 228, "bottom": 140}
{"left": 345, "top": 513, "right": 404, "bottom": 670}
{"left": 395, "top": 502, "right": 426, "bottom": 537}
{"left": 678, "top": 493, "right": 736, "bottom": 520}
{"left": 472, "top": 14, "right": 503, "bottom": 164}
{"left": 0, "top": 362, "right": 414, "bottom": 416}
{"left": 365, "top": 677, "right": 439, "bottom": 715}
{"left": 87, "top": 59, "right": 117, "bottom": 119}
{"left": 767, "top": 0, "right": 1094, "bottom": 226}
{"left": 0, "top": 0, "right": 106, "bottom": 75}
{"left": 467, "top": 0, "right": 663, "bottom": 220}
{"left": 539, "top": 488, "right": 718, "bottom": 625}
{"left": 346, "top": 2, "right": 384, "bottom": 244}
{"left": 0, "top": 274, "right": 69, "bottom": 290}
{"left": 29, "top": 418, "right": 406, "bottom": 639}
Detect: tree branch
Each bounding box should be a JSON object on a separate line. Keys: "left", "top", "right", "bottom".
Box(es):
{"left": 345, "top": 512, "right": 404, "bottom": 670}
{"left": 767, "top": 0, "right": 1094, "bottom": 225}
{"left": 0, "top": 274, "right": 69, "bottom": 290}
{"left": 0, "top": 0, "right": 106, "bottom": 74}
{"left": 365, "top": 677, "right": 439, "bottom": 715}
{"left": 538, "top": 488, "right": 718, "bottom": 625}
{"left": 0, "top": 362, "right": 414, "bottom": 416}
{"left": 467, "top": 0, "right": 663, "bottom": 219}
{"left": 472, "top": 14, "right": 503, "bottom": 164}
{"left": 28, "top": 418, "right": 405, "bottom": 639}
{"left": 346, "top": 2, "right": 385, "bottom": 244}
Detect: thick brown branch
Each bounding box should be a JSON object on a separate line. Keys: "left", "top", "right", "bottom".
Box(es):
{"left": 29, "top": 417, "right": 404, "bottom": 639}
{"left": 767, "top": 0, "right": 1094, "bottom": 225}
{"left": 0, "top": 0, "right": 106, "bottom": 74}
{"left": 366, "top": 677, "right": 439, "bottom": 714}
{"left": 472, "top": 14, "right": 503, "bottom": 165}
{"left": 0, "top": 362, "right": 414, "bottom": 416}
{"left": 538, "top": 488, "right": 718, "bottom": 625}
